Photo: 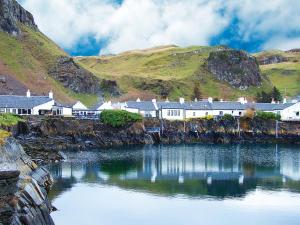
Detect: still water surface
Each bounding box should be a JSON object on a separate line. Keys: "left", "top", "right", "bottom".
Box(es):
{"left": 48, "top": 144, "right": 300, "bottom": 225}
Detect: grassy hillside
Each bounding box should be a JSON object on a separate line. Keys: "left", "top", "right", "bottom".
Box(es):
{"left": 76, "top": 45, "right": 275, "bottom": 101}
{"left": 254, "top": 50, "right": 300, "bottom": 97}
{"left": 0, "top": 25, "right": 97, "bottom": 106}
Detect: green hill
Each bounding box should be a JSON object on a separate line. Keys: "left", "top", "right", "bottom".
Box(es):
{"left": 76, "top": 46, "right": 300, "bottom": 101}
{"left": 254, "top": 49, "right": 300, "bottom": 97}
{"left": 0, "top": 0, "right": 103, "bottom": 106}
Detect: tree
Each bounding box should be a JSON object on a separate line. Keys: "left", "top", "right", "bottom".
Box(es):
{"left": 271, "top": 87, "right": 282, "bottom": 102}
{"left": 256, "top": 87, "right": 282, "bottom": 103}
{"left": 192, "top": 82, "right": 202, "bottom": 100}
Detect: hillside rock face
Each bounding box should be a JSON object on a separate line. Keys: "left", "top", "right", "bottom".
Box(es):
{"left": 0, "top": 0, "right": 37, "bottom": 35}
{"left": 258, "top": 55, "right": 288, "bottom": 65}
{"left": 207, "top": 49, "right": 262, "bottom": 90}
{"left": 48, "top": 56, "right": 101, "bottom": 94}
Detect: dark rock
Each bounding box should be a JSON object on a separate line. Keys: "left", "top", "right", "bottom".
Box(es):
{"left": 258, "top": 55, "right": 288, "bottom": 65}
{"left": 0, "top": 0, "right": 37, "bottom": 35}
{"left": 0, "top": 138, "right": 54, "bottom": 225}
{"left": 100, "top": 79, "right": 121, "bottom": 97}
{"left": 207, "top": 49, "right": 262, "bottom": 90}
{"left": 48, "top": 56, "right": 101, "bottom": 94}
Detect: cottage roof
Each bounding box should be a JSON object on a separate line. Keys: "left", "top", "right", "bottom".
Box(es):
{"left": 156, "top": 101, "right": 186, "bottom": 109}
{"left": 0, "top": 95, "right": 53, "bottom": 108}
{"left": 126, "top": 101, "right": 157, "bottom": 111}
{"left": 253, "top": 103, "right": 294, "bottom": 111}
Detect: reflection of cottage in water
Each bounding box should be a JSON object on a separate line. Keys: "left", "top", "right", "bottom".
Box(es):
{"left": 280, "top": 150, "right": 300, "bottom": 181}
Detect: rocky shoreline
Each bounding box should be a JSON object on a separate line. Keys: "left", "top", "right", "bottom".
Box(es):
{"left": 0, "top": 138, "right": 54, "bottom": 225}
{"left": 2, "top": 116, "right": 300, "bottom": 165}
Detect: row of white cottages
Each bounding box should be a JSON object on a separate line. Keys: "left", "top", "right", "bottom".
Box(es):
{"left": 0, "top": 91, "right": 300, "bottom": 121}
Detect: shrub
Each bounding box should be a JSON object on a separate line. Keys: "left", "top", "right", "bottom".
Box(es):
{"left": 0, "top": 114, "right": 24, "bottom": 126}
{"left": 221, "top": 114, "right": 234, "bottom": 121}
{"left": 100, "top": 110, "right": 143, "bottom": 127}
{"left": 0, "top": 129, "right": 11, "bottom": 145}
{"left": 255, "top": 111, "right": 281, "bottom": 120}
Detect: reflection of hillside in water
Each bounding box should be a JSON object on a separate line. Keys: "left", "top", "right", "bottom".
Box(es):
{"left": 48, "top": 144, "right": 300, "bottom": 199}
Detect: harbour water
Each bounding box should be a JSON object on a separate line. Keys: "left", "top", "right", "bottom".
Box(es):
{"left": 48, "top": 144, "right": 300, "bottom": 225}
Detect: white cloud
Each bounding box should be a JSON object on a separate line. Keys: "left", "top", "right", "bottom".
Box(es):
{"left": 19, "top": 0, "right": 300, "bottom": 54}
{"left": 19, "top": 0, "right": 229, "bottom": 54}
{"left": 263, "top": 37, "right": 300, "bottom": 51}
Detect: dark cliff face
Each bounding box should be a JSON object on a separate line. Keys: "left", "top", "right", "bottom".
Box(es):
{"left": 0, "top": 0, "right": 37, "bottom": 35}
{"left": 207, "top": 49, "right": 262, "bottom": 90}
{"left": 48, "top": 56, "right": 102, "bottom": 94}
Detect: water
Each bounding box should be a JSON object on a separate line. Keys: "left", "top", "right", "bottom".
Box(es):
{"left": 48, "top": 144, "right": 300, "bottom": 225}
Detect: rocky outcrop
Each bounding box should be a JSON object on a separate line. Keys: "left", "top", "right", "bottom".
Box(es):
{"left": 207, "top": 49, "right": 262, "bottom": 90}
{"left": 48, "top": 56, "right": 101, "bottom": 94}
{"left": 0, "top": 0, "right": 37, "bottom": 35}
{"left": 17, "top": 117, "right": 153, "bottom": 164}
{"left": 258, "top": 55, "right": 288, "bottom": 65}
{"left": 144, "top": 118, "right": 300, "bottom": 144}
{"left": 0, "top": 137, "right": 54, "bottom": 225}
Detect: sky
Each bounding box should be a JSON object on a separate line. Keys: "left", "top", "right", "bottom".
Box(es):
{"left": 18, "top": 0, "right": 300, "bottom": 56}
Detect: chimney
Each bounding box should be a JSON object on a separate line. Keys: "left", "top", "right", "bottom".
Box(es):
{"left": 26, "top": 90, "right": 31, "bottom": 98}
{"left": 220, "top": 99, "right": 224, "bottom": 102}
{"left": 136, "top": 98, "right": 141, "bottom": 102}
{"left": 238, "top": 97, "right": 246, "bottom": 104}
{"left": 271, "top": 98, "right": 275, "bottom": 104}
{"left": 208, "top": 97, "right": 213, "bottom": 103}
{"left": 179, "top": 97, "right": 185, "bottom": 104}
{"left": 194, "top": 98, "right": 198, "bottom": 102}
{"left": 165, "top": 98, "right": 170, "bottom": 103}
{"left": 283, "top": 98, "right": 287, "bottom": 104}
{"left": 152, "top": 99, "right": 157, "bottom": 103}
{"left": 49, "top": 90, "right": 53, "bottom": 99}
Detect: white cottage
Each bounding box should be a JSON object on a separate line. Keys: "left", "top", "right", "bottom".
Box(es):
{"left": 0, "top": 90, "right": 54, "bottom": 115}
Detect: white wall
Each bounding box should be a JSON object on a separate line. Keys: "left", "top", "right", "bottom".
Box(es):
{"left": 140, "top": 110, "right": 156, "bottom": 118}
{"left": 161, "top": 109, "right": 185, "bottom": 120}
{"left": 97, "top": 102, "right": 114, "bottom": 110}
{"left": 62, "top": 107, "right": 73, "bottom": 116}
{"left": 281, "top": 103, "right": 300, "bottom": 121}
{"left": 73, "top": 101, "right": 88, "bottom": 110}
{"left": 185, "top": 109, "right": 245, "bottom": 119}
{"left": 32, "top": 100, "right": 55, "bottom": 115}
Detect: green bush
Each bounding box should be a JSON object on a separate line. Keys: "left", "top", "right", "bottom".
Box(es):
{"left": 100, "top": 110, "right": 143, "bottom": 127}
{"left": 221, "top": 114, "right": 235, "bottom": 121}
{"left": 0, "top": 114, "right": 24, "bottom": 126}
{"left": 255, "top": 111, "right": 281, "bottom": 120}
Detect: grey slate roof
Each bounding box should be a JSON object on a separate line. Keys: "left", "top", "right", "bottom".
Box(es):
{"left": 126, "top": 101, "right": 157, "bottom": 111}
{"left": 253, "top": 103, "right": 294, "bottom": 111}
{"left": 156, "top": 101, "right": 186, "bottom": 109}
{"left": 0, "top": 95, "right": 53, "bottom": 108}
{"left": 91, "top": 101, "right": 104, "bottom": 110}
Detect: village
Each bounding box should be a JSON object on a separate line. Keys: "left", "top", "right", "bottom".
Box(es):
{"left": 0, "top": 89, "right": 300, "bottom": 121}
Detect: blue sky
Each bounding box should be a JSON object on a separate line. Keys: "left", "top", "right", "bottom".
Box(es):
{"left": 19, "top": 0, "right": 300, "bottom": 56}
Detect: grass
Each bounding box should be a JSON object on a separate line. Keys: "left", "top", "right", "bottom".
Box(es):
{"left": 76, "top": 45, "right": 275, "bottom": 101}
{"left": 0, "top": 114, "right": 24, "bottom": 126}
{"left": 0, "top": 25, "right": 97, "bottom": 106}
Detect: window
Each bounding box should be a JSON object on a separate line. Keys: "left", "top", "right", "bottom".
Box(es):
{"left": 296, "top": 112, "right": 300, "bottom": 117}
{"left": 239, "top": 111, "right": 242, "bottom": 116}
{"left": 12, "top": 109, "right": 17, "bottom": 114}
{"left": 0, "top": 108, "right": 4, "bottom": 113}
{"left": 18, "top": 109, "right": 21, "bottom": 115}
{"left": 205, "top": 112, "right": 208, "bottom": 116}
{"left": 193, "top": 112, "right": 196, "bottom": 117}
{"left": 219, "top": 111, "right": 223, "bottom": 116}
{"left": 167, "top": 110, "right": 170, "bottom": 116}
{"left": 178, "top": 110, "right": 181, "bottom": 116}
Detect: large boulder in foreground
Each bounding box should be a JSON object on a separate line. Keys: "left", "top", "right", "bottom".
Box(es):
{"left": 0, "top": 137, "right": 54, "bottom": 225}
{"left": 207, "top": 49, "right": 262, "bottom": 90}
